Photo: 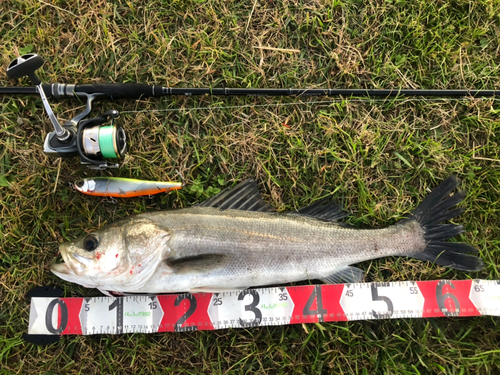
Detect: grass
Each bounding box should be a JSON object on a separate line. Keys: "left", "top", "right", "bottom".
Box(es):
{"left": 1, "top": 0, "right": 500, "bottom": 373}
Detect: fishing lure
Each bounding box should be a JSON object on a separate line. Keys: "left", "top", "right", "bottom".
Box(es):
{"left": 74, "top": 177, "right": 182, "bottom": 198}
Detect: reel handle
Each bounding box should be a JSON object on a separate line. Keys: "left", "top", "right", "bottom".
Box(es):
{"left": 7, "top": 54, "right": 44, "bottom": 85}
{"left": 7, "top": 54, "right": 71, "bottom": 141}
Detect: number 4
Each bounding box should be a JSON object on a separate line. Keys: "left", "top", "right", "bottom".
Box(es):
{"left": 303, "top": 286, "right": 327, "bottom": 318}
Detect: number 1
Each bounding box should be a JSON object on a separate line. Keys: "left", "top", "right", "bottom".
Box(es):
{"left": 109, "top": 298, "right": 124, "bottom": 334}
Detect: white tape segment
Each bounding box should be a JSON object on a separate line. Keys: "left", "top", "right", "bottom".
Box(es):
{"left": 28, "top": 280, "right": 500, "bottom": 335}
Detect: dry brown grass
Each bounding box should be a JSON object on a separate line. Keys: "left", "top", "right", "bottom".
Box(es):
{"left": 1, "top": 0, "right": 500, "bottom": 373}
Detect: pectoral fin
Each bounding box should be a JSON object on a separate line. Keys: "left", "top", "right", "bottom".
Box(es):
{"left": 165, "top": 254, "right": 227, "bottom": 274}
{"left": 320, "top": 266, "right": 365, "bottom": 284}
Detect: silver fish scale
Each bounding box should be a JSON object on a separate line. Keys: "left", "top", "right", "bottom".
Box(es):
{"left": 138, "top": 207, "right": 425, "bottom": 293}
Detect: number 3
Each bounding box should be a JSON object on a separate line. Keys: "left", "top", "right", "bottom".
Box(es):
{"left": 238, "top": 290, "right": 262, "bottom": 327}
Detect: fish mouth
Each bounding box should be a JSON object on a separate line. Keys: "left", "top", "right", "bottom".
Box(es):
{"left": 51, "top": 246, "right": 91, "bottom": 276}
{"left": 51, "top": 261, "right": 72, "bottom": 275}
{"left": 71, "top": 253, "right": 93, "bottom": 267}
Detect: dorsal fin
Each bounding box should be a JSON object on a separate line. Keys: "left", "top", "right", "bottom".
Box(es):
{"left": 294, "top": 198, "right": 350, "bottom": 222}
{"left": 196, "top": 179, "right": 274, "bottom": 212}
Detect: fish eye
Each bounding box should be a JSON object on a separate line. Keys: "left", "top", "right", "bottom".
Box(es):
{"left": 75, "top": 180, "right": 85, "bottom": 188}
{"left": 83, "top": 235, "right": 99, "bottom": 251}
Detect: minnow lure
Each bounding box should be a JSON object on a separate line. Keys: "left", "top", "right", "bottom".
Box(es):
{"left": 74, "top": 177, "right": 182, "bottom": 198}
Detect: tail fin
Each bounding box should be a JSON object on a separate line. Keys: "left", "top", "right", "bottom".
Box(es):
{"left": 409, "top": 175, "right": 484, "bottom": 271}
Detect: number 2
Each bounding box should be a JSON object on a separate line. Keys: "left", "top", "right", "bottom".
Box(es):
{"left": 174, "top": 295, "right": 198, "bottom": 331}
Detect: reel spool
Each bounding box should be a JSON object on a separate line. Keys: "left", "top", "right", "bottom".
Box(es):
{"left": 82, "top": 125, "right": 127, "bottom": 159}
{"left": 77, "top": 110, "right": 127, "bottom": 169}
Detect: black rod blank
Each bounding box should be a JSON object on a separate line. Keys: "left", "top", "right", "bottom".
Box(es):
{"left": 0, "top": 83, "right": 498, "bottom": 99}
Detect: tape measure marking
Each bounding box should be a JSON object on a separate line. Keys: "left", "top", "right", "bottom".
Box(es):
{"left": 27, "top": 280, "right": 500, "bottom": 335}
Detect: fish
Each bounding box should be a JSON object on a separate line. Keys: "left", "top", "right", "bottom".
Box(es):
{"left": 73, "top": 177, "right": 182, "bottom": 198}
{"left": 51, "top": 176, "right": 484, "bottom": 295}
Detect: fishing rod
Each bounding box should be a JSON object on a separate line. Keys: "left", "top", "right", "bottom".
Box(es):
{"left": 3, "top": 54, "right": 500, "bottom": 169}
{"left": 4, "top": 82, "right": 500, "bottom": 99}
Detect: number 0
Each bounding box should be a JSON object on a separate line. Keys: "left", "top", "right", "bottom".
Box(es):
{"left": 45, "top": 299, "right": 68, "bottom": 334}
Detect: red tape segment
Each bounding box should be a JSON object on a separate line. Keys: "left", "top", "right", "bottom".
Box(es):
{"left": 27, "top": 280, "right": 499, "bottom": 335}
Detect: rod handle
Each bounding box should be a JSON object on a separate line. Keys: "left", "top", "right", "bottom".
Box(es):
{"left": 73, "top": 83, "right": 164, "bottom": 99}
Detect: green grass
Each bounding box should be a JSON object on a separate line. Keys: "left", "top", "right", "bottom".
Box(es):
{"left": 1, "top": 0, "right": 500, "bottom": 373}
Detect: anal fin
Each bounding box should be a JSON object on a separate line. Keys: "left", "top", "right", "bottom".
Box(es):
{"left": 320, "top": 266, "right": 365, "bottom": 284}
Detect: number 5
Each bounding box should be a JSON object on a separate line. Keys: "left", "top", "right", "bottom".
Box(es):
{"left": 371, "top": 284, "right": 394, "bottom": 319}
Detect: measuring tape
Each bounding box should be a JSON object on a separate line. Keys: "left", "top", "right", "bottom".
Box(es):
{"left": 25, "top": 279, "right": 499, "bottom": 342}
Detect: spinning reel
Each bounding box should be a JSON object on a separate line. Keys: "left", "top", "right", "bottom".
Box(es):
{"left": 7, "top": 54, "right": 126, "bottom": 169}
{"left": 6, "top": 54, "right": 499, "bottom": 171}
